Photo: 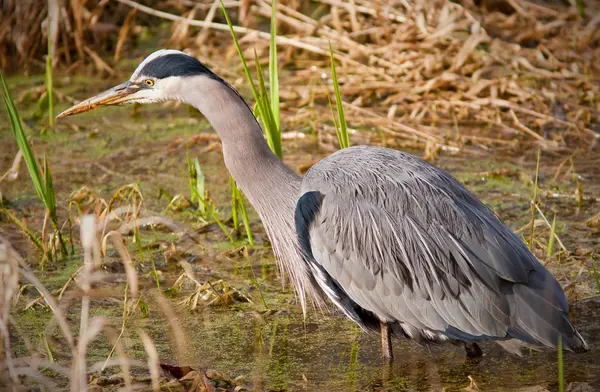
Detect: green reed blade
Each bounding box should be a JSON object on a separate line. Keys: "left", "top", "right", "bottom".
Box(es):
{"left": 591, "top": 257, "right": 600, "bottom": 296}
{"left": 230, "top": 176, "right": 240, "bottom": 234}
{"left": 558, "top": 336, "right": 564, "bottom": 392}
{"left": 269, "top": 0, "right": 280, "bottom": 130}
{"left": 43, "top": 156, "right": 57, "bottom": 223}
{"left": 529, "top": 150, "right": 541, "bottom": 249}
{"left": 329, "top": 42, "right": 349, "bottom": 149}
{"left": 547, "top": 213, "right": 556, "bottom": 257}
{"left": 235, "top": 186, "right": 254, "bottom": 246}
{"left": 46, "top": 38, "right": 54, "bottom": 126}
{"left": 220, "top": 0, "right": 282, "bottom": 158}
{"left": 1, "top": 71, "right": 46, "bottom": 203}
{"left": 1, "top": 208, "right": 44, "bottom": 254}
{"left": 220, "top": 1, "right": 261, "bottom": 105}
{"left": 194, "top": 159, "right": 206, "bottom": 215}
{"left": 254, "top": 49, "right": 282, "bottom": 157}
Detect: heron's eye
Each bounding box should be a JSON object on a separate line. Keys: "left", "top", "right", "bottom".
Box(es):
{"left": 144, "top": 79, "right": 155, "bottom": 87}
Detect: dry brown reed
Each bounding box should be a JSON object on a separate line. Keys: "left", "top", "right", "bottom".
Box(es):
{"left": 2, "top": 0, "right": 599, "bottom": 388}
{"left": 2, "top": 179, "right": 242, "bottom": 390}
{"left": 2, "top": 0, "right": 597, "bottom": 151}
{"left": 0, "top": 217, "right": 145, "bottom": 390}
{"left": 108, "top": 0, "right": 599, "bottom": 153}
{"left": 1, "top": 0, "right": 167, "bottom": 72}
{"left": 0, "top": 237, "right": 21, "bottom": 390}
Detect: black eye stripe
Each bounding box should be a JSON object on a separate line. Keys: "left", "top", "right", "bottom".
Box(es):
{"left": 138, "top": 53, "right": 217, "bottom": 79}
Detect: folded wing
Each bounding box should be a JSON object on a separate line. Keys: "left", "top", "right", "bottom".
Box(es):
{"left": 295, "top": 146, "right": 586, "bottom": 350}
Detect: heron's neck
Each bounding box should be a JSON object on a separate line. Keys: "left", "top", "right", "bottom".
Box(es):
{"left": 181, "top": 75, "right": 320, "bottom": 312}
{"left": 181, "top": 77, "right": 301, "bottom": 205}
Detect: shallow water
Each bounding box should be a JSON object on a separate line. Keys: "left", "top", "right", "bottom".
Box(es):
{"left": 151, "top": 282, "right": 600, "bottom": 391}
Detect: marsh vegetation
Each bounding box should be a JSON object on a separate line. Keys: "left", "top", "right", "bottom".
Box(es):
{"left": 1, "top": 0, "right": 599, "bottom": 391}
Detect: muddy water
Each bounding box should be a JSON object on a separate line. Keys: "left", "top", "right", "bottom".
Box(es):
{"left": 2, "top": 75, "right": 600, "bottom": 391}
{"left": 144, "top": 270, "right": 600, "bottom": 391}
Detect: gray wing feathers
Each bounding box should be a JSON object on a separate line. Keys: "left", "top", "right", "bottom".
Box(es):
{"left": 298, "top": 146, "right": 586, "bottom": 350}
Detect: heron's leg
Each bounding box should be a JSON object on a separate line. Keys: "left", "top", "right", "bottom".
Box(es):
{"left": 380, "top": 321, "right": 393, "bottom": 362}
{"left": 464, "top": 342, "right": 483, "bottom": 358}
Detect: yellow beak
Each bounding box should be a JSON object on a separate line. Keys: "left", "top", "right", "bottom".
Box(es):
{"left": 57, "top": 81, "right": 140, "bottom": 118}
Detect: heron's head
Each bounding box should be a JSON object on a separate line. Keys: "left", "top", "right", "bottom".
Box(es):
{"left": 57, "top": 50, "right": 218, "bottom": 118}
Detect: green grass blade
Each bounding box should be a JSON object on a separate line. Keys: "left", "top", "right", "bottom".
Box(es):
{"left": 187, "top": 162, "right": 197, "bottom": 203}
{"left": 185, "top": 148, "right": 233, "bottom": 242}
{"left": 591, "top": 257, "right": 600, "bottom": 296}
{"left": 194, "top": 193, "right": 234, "bottom": 243}
{"left": 220, "top": 1, "right": 260, "bottom": 103}
{"left": 186, "top": 144, "right": 194, "bottom": 197}
{"left": 1, "top": 208, "right": 45, "bottom": 254}
{"left": 0, "top": 73, "right": 65, "bottom": 259}
{"left": 1, "top": 70, "right": 65, "bottom": 259}
{"left": 193, "top": 159, "right": 206, "bottom": 215}
{"left": 269, "top": 0, "right": 280, "bottom": 130}
{"left": 220, "top": 0, "right": 282, "bottom": 158}
{"left": 1, "top": 71, "right": 46, "bottom": 203}
{"left": 529, "top": 150, "right": 541, "bottom": 249}
{"left": 235, "top": 187, "right": 254, "bottom": 246}
{"left": 230, "top": 176, "right": 240, "bottom": 234}
{"left": 327, "top": 95, "right": 341, "bottom": 139}
{"left": 547, "top": 213, "right": 556, "bottom": 257}
{"left": 43, "top": 332, "right": 55, "bottom": 363}
{"left": 329, "top": 42, "right": 349, "bottom": 149}
{"left": 186, "top": 147, "right": 205, "bottom": 216}
{"left": 268, "top": 319, "right": 279, "bottom": 356}
{"left": 558, "top": 336, "right": 564, "bottom": 392}
{"left": 230, "top": 177, "right": 253, "bottom": 246}
{"left": 43, "top": 156, "right": 57, "bottom": 223}
{"left": 347, "top": 334, "right": 359, "bottom": 390}
{"left": 209, "top": 208, "right": 234, "bottom": 243}
{"left": 254, "top": 53, "right": 272, "bottom": 129}
{"left": 150, "top": 257, "right": 161, "bottom": 289}
{"left": 43, "top": 156, "right": 67, "bottom": 256}
{"left": 46, "top": 37, "right": 54, "bottom": 126}
{"left": 246, "top": 260, "right": 268, "bottom": 310}
{"left": 47, "top": 0, "right": 59, "bottom": 125}
{"left": 254, "top": 50, "right": 282, "bottom": 157}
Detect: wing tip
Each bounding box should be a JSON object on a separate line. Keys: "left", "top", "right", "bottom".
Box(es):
{"left": 566, "top": 329, "right": 589, "bottom": 353}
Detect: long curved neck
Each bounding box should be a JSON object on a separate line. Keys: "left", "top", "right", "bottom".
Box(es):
{"left": 179, "top": 76, "right": 301, "bottom": 206}
{"left": 179, "top": 75, "right": 318, "bottom": 310}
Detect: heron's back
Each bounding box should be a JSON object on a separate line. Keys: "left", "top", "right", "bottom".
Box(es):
{"left": 296, "top": 145, "right": 587, "bottom": 351}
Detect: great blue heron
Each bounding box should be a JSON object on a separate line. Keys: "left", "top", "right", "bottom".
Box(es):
{"left": 58, "top": 49, "right": 587, "bottom": 361}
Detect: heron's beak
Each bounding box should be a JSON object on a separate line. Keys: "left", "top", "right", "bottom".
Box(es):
{"left": 56, "top": 81, "right": 141, "bottom": 118}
